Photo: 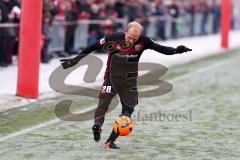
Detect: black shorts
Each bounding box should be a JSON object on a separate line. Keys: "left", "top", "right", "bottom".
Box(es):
{"left": 99, "top": 74, "right": 138, "bottom": 107}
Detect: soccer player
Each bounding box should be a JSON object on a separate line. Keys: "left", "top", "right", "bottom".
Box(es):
{"left": 60, "top": 21, "right": 192, "bottom": 149}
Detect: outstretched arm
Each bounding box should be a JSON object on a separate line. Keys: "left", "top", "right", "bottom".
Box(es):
{"left": 144, "top": 37, "right": 192, "bottom": 55}
{"left": 60, "top": 39, "right": 105, "bottom": 69}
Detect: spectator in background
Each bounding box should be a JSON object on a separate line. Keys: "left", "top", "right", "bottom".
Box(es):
{"left": 169, "top": 0, "right": 179, "bottom": 38}
{"left": 64, "top": 0, "right": 78, "bottom": 54}
{"left": 88, "top": 3, "right": 101, "bottom": 45}
{"left": 1, "top": 0, "right": 20, "bottom": 67}
{"left": 51, "top": 0, "right": 70, "bottom": 57}
{"left": 12, "top": 0, "right": 20, "bottom": 57}
{"left": 43, "top": 0, "right": 52, "bottom": 17}
{"left": 76, "top": 0, "right": 90, "bottom": 14}
{"left": 199, "top": 0, "right": 210, "bottom": 35}
{"left": 211, "top": 0, "right": 220, "bottom": 34}
{"left": 41, "top": 12, "right": 52, "bottom": 63}
{"left": 188, "top": 0, "right": 196, "bottom": 36}
{"left": 100, "top": 0, "right": 118, "bottom": 36}
{"left": 114, "top": 0, "right": 126, "bottom": 31}
{"left": 136, "top": 0, "right": 150, "bottom": 36}
{"left": 126, "top": 0, "right": 149, "bottom": 36}
{"left": 152, "top": 0, "right": 167, "bottom": 40}
{"left": 0, "top": 0, "right": 9, "bottom": 67}
{"left": 231, "top": 2, "right": 236, "bottom": 30}
{"left": 126, "top": 0, "right": 139, "bottom": 22}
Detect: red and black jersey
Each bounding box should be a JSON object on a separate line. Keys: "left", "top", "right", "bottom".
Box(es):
{"left": 78, "top": 32, "right": 177, "bottom": 81}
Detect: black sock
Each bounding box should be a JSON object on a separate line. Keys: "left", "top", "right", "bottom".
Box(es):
{"left": 93, "top": 122, "right": 102, "bottom": 128}
{"left": 106, "top": 129, "right": 119, "bottom": 143}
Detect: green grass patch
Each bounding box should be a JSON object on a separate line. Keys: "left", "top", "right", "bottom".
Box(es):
{"left": 0, "top": 96, "right": 97, "bottom": 136}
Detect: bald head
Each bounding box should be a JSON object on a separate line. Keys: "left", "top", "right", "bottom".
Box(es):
{"left": 126, "top": 21, "right": 143, "bottom": 33}
{"left": 125, "top": 21, "right": 143, "bottom": 45}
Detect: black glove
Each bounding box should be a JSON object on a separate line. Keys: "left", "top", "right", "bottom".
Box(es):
{"left": 176, "top": 45, "right": 192, "bottom": 54}
{"left": 60, "top": 56, "right": 80, "bottom": 69}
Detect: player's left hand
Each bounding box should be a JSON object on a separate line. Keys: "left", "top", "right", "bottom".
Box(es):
{"left": 176, "top": 45, "right": 192, "bottom": 54}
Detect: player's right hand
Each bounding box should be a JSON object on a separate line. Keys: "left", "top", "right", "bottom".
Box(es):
{"left": 60, "top": 57, "right": 79, "bottom": 69}
{"left": 176, "top": 45, "right": 192, "bottom": 54}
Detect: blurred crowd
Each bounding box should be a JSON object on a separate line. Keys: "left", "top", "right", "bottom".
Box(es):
{"left": 0, "top": 0, "right": 20, "bottom": 67}
{"left": 0, "top": 0, "right": 238, "bottom": 67}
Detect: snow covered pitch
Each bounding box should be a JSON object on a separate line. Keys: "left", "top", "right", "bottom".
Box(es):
{"left": 0, "top": 49, "right": 240, "bottom": 159}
